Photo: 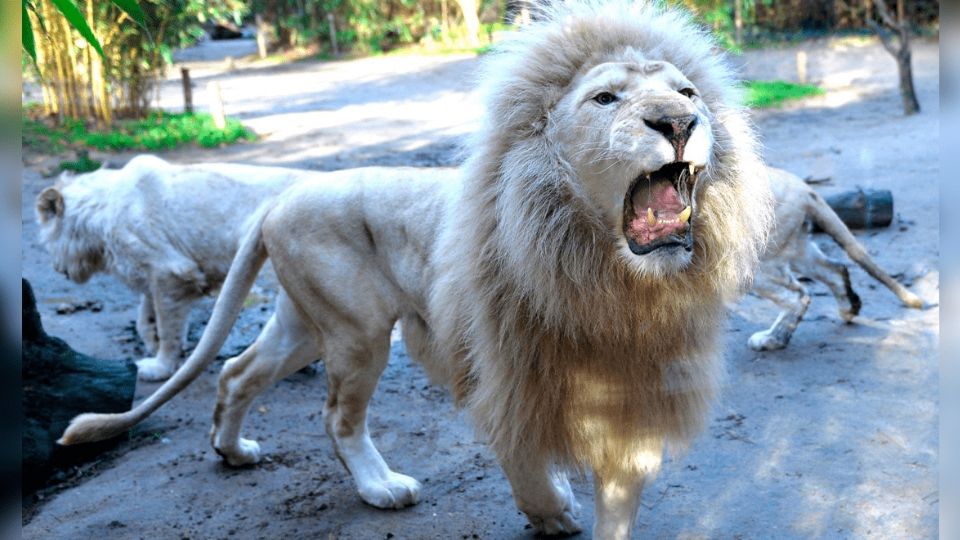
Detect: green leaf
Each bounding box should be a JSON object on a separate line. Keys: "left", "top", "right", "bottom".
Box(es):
{"left": 22, "top": 1, "right": 37, "bottom": 63}
{"left": 110, "top": 0, "right": 148, "bottom": 31}
{"left": 49, "top": 0, "right": 105, "bottom": 58}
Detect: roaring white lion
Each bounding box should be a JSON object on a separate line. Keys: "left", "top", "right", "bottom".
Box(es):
{"left": 35, "top": 155, "right": 313, "bottom": 380}
{"left": 749, "top": 167, "right": 924, "bottom": 350}
{"left": 59, "top": 2, "right": 773, "bottom": 538}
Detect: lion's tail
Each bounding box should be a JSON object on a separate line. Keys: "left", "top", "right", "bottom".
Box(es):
{"left": 806, "top": 190, "right": 924, "bottom": 309}
{"left": 58, "top": 211, "right": 270, "bottom": 446}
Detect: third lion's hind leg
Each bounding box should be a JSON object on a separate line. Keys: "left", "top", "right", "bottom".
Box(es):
{"left": 323, "top": 328, "right": 421, "bottom": 510}
{"left": 211, "top": 293, "right": 320, "bottom": 466}
{"left": 795, "top": 240, "right": 861, "bottom": 322}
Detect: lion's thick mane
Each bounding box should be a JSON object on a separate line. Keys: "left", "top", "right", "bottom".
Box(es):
{"left": 430, "top": 1, "right": 772, "bottom": 476}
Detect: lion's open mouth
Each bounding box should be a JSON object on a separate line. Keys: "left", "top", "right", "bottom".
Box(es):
{"left": 622, "top": 162, "right": 701, "bottom": 255}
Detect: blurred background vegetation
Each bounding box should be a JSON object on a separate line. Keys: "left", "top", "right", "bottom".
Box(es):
{"left": 21, "top": 0, "right": 939, "bottom": 152}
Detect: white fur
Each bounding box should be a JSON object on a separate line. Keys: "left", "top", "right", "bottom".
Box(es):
{"left": 749, "top": 167, "right": 923, "bottom": 350}
{"left": 35, "top": 155, "right": 312, "bottom": 380}
{"left": 58, "top": 3, "right": 774, "bottom": 539}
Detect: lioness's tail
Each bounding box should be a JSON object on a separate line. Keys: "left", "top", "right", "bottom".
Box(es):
{"left": 58, "top": 212, "right": 270, "bottom": 446}
{"left": 806, "top": 191, "right": 924, "bottom": 309}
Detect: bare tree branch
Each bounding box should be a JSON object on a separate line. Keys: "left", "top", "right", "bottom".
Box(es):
{"left": 873, "top": 0, "right": 899, "bottom": 30}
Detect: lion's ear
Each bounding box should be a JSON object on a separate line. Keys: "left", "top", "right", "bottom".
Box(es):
{"left": 36, "top": 187, "right": 64, "bottom": 223}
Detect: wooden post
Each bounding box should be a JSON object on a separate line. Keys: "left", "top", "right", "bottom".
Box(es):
{"left": 733, "top": 0, "right": 743, "bottom": 45}
{"left": 209, "top": 81, "right": 226, "bottom": 130}
{"left": 180, "top": 67, "right": 193, "bottom": 114}
{"left": 255, "top": 14, "right": 268, "bottom": 59}
{"left": 327, "top": 13, "right": 339, "bottom": 56}
{"left": 796, "top": 50, "right": 808, "bottom": 84}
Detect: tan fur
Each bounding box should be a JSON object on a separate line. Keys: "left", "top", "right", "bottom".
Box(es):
{"left": 59, "top": 2, "right": 772, "bottom": 537}
{"left": 748, "top": 167, "right": 924, "bottom": 350}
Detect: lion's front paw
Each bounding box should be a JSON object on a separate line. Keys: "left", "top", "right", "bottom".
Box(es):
{"left": 527, "top": 510, "right": 582, "bottom": 536}
{"left": 357, "top": 471, "right": 421, "bottom": 509}
{"left": 215, "top": 438, "right": 262, "bottom": 467}
{"left": 747, "top": 330, "right": 787, "bottom": 351}
{"left": 521, "top": 477, "right": 582, "bottom": 536}
{"left": 136, "top": 356, "right": 176, "bottom": 381}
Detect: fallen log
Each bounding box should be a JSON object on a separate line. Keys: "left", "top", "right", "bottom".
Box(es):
{"left": 814, "top": 188, "right": 894, "bottom": 231}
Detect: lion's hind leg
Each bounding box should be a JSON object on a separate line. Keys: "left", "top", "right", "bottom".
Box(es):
{"left": 211, "top": 291, "right": 320, "bottom": 466}
{"left": 136, "top": 293, "right": 159, "bottom": 354}
{"left": 322, "top": 325, "right": 421, "bottom": 509}
{"left": 136, "top": 282, "right": 194, "bottom": 381}
{"left": 748, "top": 264, "right": 811, "bottom": 351}
{"left": 793, "top": 240, "right": 861, "bottom": 323}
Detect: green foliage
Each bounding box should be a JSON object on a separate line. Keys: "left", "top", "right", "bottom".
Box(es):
{"left": 22, "top": 0, "right": 153, "bottom": 66}
{"left": 58, "top": 151, "right": 102, "bottom": 174}
{"left": 48, "top": 0, "right": 106, "bottom": 57}
{"left": 742, "top": 80, "right": 824, "bottom": 108}
{"left": 22, "top": 112, "right": 256, "bottom": 152}
{"left": 22, "top": 2, "right": 37, "bottom": 62}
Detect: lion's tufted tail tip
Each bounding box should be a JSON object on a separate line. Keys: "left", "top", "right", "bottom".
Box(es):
{"left": 898, "top": 290, "right": 925, "bottom": 310}
{"left": 57, "top": 412, "right": 134, "bottom": 446}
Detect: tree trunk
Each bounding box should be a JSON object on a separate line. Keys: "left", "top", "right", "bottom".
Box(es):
{"left": 454, "top": 0, "right": 481, "bottom": 47}
{"left": 894, "top": 0, "right": 920, "bottom": 114}
{"left": 896, "top": 48, "right": 921, "bottom": 114}
{"left": 869, "top": 0, "right": 920, "bottom": 115}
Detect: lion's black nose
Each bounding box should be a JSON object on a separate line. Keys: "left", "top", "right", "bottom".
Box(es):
{"left": 644, "top": 114, "right": 697, "bottom": 159}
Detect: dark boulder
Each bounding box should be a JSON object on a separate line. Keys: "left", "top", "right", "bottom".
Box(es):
{"left": 22, "top": 279, "right": 136, "bottom": 494}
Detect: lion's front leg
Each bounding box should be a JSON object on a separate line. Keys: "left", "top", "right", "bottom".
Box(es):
{"left": 591, "top": 445, "right": 663, "bottom": 540}
{"left": 499, "top": 453, "right": 582, "bottom": 535}
{"left": 323, "top": 330, "right": 421, "bottom": 510}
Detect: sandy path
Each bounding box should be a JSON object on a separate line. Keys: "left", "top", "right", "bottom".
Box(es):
{"left": 22, "top": 38, "right": 938, "bottom": 539}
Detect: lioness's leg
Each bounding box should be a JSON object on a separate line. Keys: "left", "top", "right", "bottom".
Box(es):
{"left": 212, "top": 293, "right": 320, "bottom": 466}
{"left": 748, "top": 265, "right": 811, "bottom": 351}
{"left": 136, "top": 284, "right": 194, "bottom": 381}
{"left": 136, "top": 293, "right": 159, "bottom": 354}
{"left": 794, "top": 241, "right": 861, "bottom": 322}
{"left": 323, "top": 329, "right": 421, "bottom": 509}
{"left": 499, "top": 453, "right": 582, "bottom": 535}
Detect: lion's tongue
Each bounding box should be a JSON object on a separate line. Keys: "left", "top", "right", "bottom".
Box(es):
{"left": 627, "top": 179, "right": 687, "bottom": 245}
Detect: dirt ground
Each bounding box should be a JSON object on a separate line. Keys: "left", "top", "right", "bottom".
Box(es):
{"left": 21, "top": 37, "right": 939, "bottom": 539}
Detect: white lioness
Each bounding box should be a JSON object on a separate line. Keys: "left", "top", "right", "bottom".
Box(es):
{"left": 749, "top": 167, "right": 924, "bottom": 350}
{"left": 35, "top": 155, "right": 313, "bottom": 380}
{"left": 60, "top": 3, "right": 773, "bottom": 538}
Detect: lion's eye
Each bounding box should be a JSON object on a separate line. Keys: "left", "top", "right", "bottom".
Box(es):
{"left": 593, "top": 92, "right": 619, "bottom": 106}
{"left": 679, "top": 87, "right": 697, "bottom": 99}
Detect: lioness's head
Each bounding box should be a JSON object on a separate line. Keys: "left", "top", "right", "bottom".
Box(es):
{"left": 35, "top": 172, "right": 108, "bottom": 284}
{"left": 465, "top": 0, "right": 771, "bottom": 292}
